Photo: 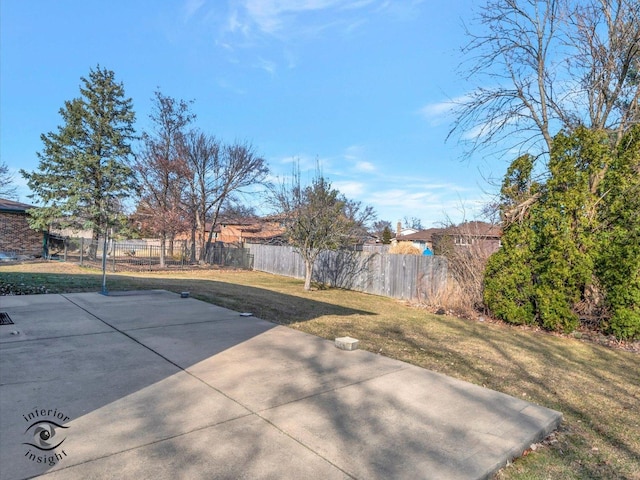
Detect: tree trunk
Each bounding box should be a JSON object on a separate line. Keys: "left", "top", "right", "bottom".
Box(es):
{"left": 160, "top": 235, "right": 166, "bottom": 268}
{"left": 198, "top": 217, "right": 207, "bottom": 263}
{"left": 190, "top": 226, "right": 196, "bottom": 263}
{"left": 89, "top": 229, "right": 100, "bottom": 260}
{"left": 304, "top": 259, "right": 313, "bottom": 291}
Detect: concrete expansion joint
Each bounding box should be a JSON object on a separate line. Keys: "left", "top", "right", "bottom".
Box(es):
{"left": 117, "top": 317, "right": 233, "bottom": 333}
{"left": 1, "top": 329, "right": 119, "bottom": 344}
{"left": 256, "top": 366, "right": 412, "bottom": 415}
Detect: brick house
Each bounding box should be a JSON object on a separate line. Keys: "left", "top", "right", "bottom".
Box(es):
{"left": 208, "top": 217, "right": 287, "bottom": 245}
{"left": 174, "top": 216, "right": 287, "bottom": 253}
{"left": 0, "top": 198, "right": 44, "bottom": 257}
{"left": 395, "top": 221, "right": 502, "bottom": 256}
{"left": 432, "top": 221, "right": 502, "bottom": 255}
{"left": 394, "top": 228, "right": 442, "bottom": 254}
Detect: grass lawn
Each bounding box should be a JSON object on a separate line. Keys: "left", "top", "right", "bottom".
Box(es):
{"left": 1, "top": 261, "right": 639, "bottom": 479}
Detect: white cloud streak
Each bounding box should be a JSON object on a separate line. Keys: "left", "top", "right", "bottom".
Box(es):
{"left": 183, "top": 0, "right": 205, "bottom": 20}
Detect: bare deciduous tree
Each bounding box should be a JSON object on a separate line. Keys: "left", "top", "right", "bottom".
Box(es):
{"left": 132, "top": 91, "right": 194, "bottom": 267}
{"left": 182, "top": 130, "right": 221, "bottom": 261}
{"left": 451, "top": 0, "right": 640, "bottom": 158}
{"left": 182, "top": 133, "right": 269, "bottom": 261}
{"left": 272, "top": 164, "right": 375, "bottom": 290}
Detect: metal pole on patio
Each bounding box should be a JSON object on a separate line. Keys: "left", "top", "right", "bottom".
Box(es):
{"left": 101, "top": 225, "right": 108, "bottom": 295}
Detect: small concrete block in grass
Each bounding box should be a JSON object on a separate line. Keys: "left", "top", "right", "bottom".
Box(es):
{"left": 335, "top": 336, "right": 359, "bottom": 351}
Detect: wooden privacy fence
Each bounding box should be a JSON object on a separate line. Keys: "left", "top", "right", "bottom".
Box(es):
{"left": 247, "top": 243, "right": 448, "bottom": 303}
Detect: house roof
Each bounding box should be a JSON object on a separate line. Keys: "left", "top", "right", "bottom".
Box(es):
{"left": 0, "top": 198, "right": 34, "bottom": 213}
{"left": 210, "top": 217, "right": 287, "bottom": 244}
{"left": 396, "top": 228, "right": 441, "bottom": 242}
{"left": 396, "top": 222, "right": 502, "bottom": 242}
{"left": 439, "top": 221, "right": 502, "bottom": 238}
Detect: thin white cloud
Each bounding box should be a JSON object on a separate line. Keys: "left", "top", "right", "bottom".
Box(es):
{"left": 420, "top": 101, "right": 454, "bottom": 118}
{"left": 367, "top": 186, "right": 489, "bottom": 226}
{"left": 183, "top": 0, "right": 205, "bottom": 21}
{"left": 226, "top": 9, "right": 245, "bottom": 34}
{"left": 255, "top": 58, "right": 277, "bottom": 75}
{"left": 342, "top": 144, "right": 364, "bottom": 160}
{"left": 223, "top": 0, "right": 381, "bottom": 40}
{"left": 419, "top": 95, "right": 470, "bottom": 126}
{"left": 216, "top": 78, "right": 246, "bottom": 95}
{"left": 244, "top": 0, "right": 352, "bottom": 34}
{"left": 338, "top": 145, "right": 376, "bottom": 173}
{"left": 355, "top": 161, "right": 375, "bottom": 173}
{"left": 333, "top": 180, "right": 365, "bottom": 197}
{"left": 278, "top": 154, "right": 330, "bottom": 174}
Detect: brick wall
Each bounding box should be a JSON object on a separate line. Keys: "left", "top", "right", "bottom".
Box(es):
{"left": 0, "top": 212, "right": 43, "bottom": 255}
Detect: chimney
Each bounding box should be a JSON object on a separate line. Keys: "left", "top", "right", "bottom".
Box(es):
{"left": 397, "top": 221, "right": 402, "bottom": 237}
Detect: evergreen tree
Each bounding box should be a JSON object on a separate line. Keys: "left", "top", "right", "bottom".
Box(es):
{"left": 21, "top": 66, "right": 137, "bottom": 250}
{"left": 532, "top": 128, "right": 607, "bottom": 332}
{"left": 596, "top": 126, "right": 640, "bottom": 339}
{"left": 0, "top": 162, "right": 17, "bottom": 198}
{"left": 381, "top": 226, "right": 393, "bottom": 245}
{"left": 484, "top": 127, "right": 640, "bottom": 339}
{"left": 484, "top": 155, "right": 538, "bottom": 325}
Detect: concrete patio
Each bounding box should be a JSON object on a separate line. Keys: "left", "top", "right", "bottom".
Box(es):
{"left": 0, "top": 290, "right": 562, "bottom": 479}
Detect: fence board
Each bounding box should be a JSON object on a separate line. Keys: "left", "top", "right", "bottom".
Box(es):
{"left": 247, "top": 243, "right": 447, "bottom": 302}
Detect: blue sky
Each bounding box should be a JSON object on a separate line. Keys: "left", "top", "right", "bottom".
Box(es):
{"left": 1, "top": 0, "right": 503, "bottom": 228}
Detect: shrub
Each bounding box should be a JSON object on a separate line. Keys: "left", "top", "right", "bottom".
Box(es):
{"left": 608, "top": 308, "right": 640, "bottom": 340}
{"left": 534, "top": 285, "right": 580, "bottom": 333}
{"left": 389, "top": 243, "right": 422, "bottom": 255}
{"left": 484, "top": 247, "right": 535, "bottom": 325}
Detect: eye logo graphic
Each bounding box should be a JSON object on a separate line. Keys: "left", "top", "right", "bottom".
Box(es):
{"left": 22, "top": 408, "right": 71, "bottom": 467}
{"left": 24, "top": 420, "right": 68, "bottom": 451}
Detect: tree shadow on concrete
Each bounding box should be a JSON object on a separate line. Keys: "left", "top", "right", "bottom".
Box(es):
{"left": 0, "top": 284, "right": 560, "bottom": 479}
{"left": 0, "top": 271, "right": 376, "bottom": 324}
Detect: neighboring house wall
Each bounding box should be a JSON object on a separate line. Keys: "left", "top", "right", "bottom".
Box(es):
{"left": 433, "top": 221, "right": 502, "bottom": 255}
{"left": 395, "top": 223, "right": 502, "bottom": 256}
{"left": 394, "top": 228, "right": 441, "bottom": 253}
{"left": 211, "top": 219, "right": 286, "bottom": 245}
{"left": 0, "top": 203, "right": 43, "bottom": 256}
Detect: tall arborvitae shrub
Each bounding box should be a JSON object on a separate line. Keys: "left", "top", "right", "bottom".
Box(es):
{"left": 484, "top": 155, "right": 538, "bottom": 325}
{"left": 596, "top": 127, "right": 640, "bottom": 339}
{"left": 484, "top": 127, "right": 640, "bottom": 339}
{"left": 532, "top": 129, "right": 605, "bottom": 332}
{"left": 484, "top": 222, "right": 537, "bottom": 325}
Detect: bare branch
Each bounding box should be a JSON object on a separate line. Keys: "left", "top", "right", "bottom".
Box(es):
{"left": 451, "top": 0, "right": 640, "bottom": 159}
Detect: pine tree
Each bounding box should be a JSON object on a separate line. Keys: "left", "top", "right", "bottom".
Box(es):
{"left": 381, "top": 226, "right": 393, "bottom": 245}
{"left": 21, "top": 66, "right": 137, "bottom": 251}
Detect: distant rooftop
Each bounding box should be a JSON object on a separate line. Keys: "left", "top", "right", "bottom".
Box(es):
{"left": 0, "top": 198, "right": 34, "bottom": 213}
